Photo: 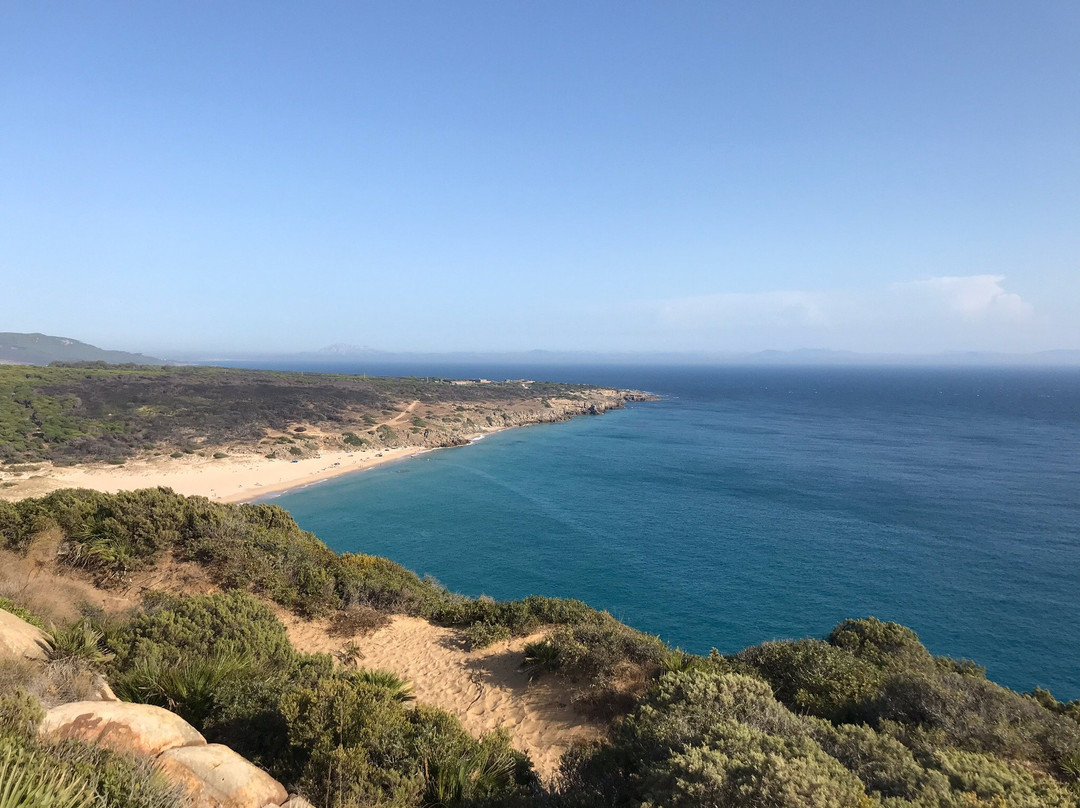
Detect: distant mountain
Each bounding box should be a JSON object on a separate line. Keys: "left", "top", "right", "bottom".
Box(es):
{"left": 0, "top": 333, "right": 163, "bottom": 366}
{"left": 315, "top": 343, "right": 390, "bottom": 357}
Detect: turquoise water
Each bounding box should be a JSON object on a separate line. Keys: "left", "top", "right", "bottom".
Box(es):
{"left": 266, "top": 365, "right": 1080, "bottom": 699}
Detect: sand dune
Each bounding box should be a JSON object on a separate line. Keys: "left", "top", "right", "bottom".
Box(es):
{"left": 278, "top": 611, "right": 602, "bottom": 781}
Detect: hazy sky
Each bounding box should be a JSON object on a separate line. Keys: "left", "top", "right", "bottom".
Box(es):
{"left": 3, "top": 2, "right": 1078, "bottom": 356}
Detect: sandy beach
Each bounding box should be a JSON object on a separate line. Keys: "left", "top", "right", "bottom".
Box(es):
{"left": 0, "top": 443, "right": 435, "bottom": 504}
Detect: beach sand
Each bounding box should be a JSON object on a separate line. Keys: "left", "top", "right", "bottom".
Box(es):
{"left": 0, "top": 444, "right": 431, "bottom": 503}
{"left": 278, "top": 611, "right": 602, "bottom": 782}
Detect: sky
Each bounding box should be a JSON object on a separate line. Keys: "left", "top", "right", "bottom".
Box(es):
{"left": 2, "top": 2, "right": 1079, "bottom": 357}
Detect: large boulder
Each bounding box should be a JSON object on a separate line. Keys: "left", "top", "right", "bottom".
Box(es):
{"left": 39, "top": 701, "right": 206, "bottom": 757}
{"left": 158, "top": 744, "right": 288, "bottom": 808}
{"left": 0, "top": 607, "right": 50, "bottom": 661}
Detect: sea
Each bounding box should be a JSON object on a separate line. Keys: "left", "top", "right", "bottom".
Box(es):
{"left": 236, "top": 362, "right": 1080, "bottom": 700}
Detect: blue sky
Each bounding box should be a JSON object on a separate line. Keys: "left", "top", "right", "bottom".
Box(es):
{"left": 3, "top": 2, "right": 1078, "bottom": 356}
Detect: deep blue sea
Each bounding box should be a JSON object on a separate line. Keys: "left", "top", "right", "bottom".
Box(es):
{"left": 250, "top": 363, "right": 1080, "bottom": 699}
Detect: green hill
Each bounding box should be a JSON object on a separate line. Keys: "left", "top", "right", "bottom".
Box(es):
{"left": 0, "top": 332, "right": 162, "bottom": 366}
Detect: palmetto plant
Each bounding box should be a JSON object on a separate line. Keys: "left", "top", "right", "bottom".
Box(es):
{"left": 357, "top": 669, "right": 415, "bottom": 702}
{"left": 113, "top": 652, "right": 255, "bottom": 729}
{"left": 522, "top": 639, "right": 560, "bottom": 680}
{"left": 0, "top": 743, "right": 95, "bottom": 808}
{"left": 430, "top": 745, "right": 518, "bottom": 806}
{"left": 46, "top": 620, "right": 114, "bottom": 667}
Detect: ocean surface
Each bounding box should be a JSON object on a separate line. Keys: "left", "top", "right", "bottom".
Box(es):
{"left": 253, "top": 363, "right": 1080, "bottom": 699}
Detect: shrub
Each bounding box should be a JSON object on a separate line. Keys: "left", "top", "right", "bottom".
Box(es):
{"left": 281, "top": 674, "right": 534, "bottom": 807}
{"left": 107, "top": 591, "right": 295, "bottom": 673}
{"left": 931, "top": 747, "right": 1076, "bottom": 807}
{"left": 0, "top": 596, "right": 45, "bottom": 629}
{"left": 827, "top": 617, "right": 934, "bottom": 672}
{"left": 289, "top": 446, "right": 303, "bottom": 456}
{"left": 865, "top": 670, "right": 1080, "bottom": 771}
{"left": 463, "top": 621, "right": 511, "bottom": 649}
{"left": 736, "top": 639, "right": 881, "bottom": 722}
{"left": 342, "top": 432, "right": 369, "bottom": 447}
{"left": 811, "top": 720, "right": 953, "bottom": 803}
{"left": 212, "top": 452, "right": 227, "bottom": 459}
{"left": 327, "top": 605, "right": 389, "bottom": 637}
{"left": 0, "top": 687, "right": 45, "bottom": 740}
{"left": 560, "top": 671, "right": 868, "bottom": 808}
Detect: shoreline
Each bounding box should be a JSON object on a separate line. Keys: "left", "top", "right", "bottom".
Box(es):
{"left": 1, "top": 388, "right": 655, "bottom": 505}
{"left": 0, "top": 426, "right": 523, "bottom": 505}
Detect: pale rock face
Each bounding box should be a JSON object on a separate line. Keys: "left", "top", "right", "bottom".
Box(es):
{"left": 0, "top": 608, "right": 50, "bottom": 660}
{"left": 157, "top": 744, "right": 289, "bottom": 808}
{"left": 39, "top": 701, "right": 207, "bottom": 757}
{"left": 278, "top": 797, "right": 316, "bottom": 808}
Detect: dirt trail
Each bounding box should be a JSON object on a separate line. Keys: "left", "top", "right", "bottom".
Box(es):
{"left": 278, "top": 612, "right": 602, "bottom": 781}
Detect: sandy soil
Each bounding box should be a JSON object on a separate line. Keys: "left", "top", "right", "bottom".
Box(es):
{"left": 0, "top": 445, "right": 427, "bottom": 504}
{"left": 278, "top": 611, "right": 602, "bottom": 782}
{"left": 0, "top": 536, "right": 603, "bottom": 781}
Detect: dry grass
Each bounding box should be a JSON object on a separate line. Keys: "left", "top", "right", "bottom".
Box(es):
{"left": 0, "top": 656, "right": 104, "bottom": 708}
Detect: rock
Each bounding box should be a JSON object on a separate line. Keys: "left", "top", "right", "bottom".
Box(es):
{"left": 90, "top": 673, "right": 120, "bottom": 702}
{"left": 279, "top": 798, "right": 316, "bottom": 808}
{"left": 0, "top": 607, "right": 50, "bottom": 661}
{"left": 39, "top": 701, "right": 206, "bottom": 757}
{"left": 157, "top": 744, "right": 288, "bottom": 808}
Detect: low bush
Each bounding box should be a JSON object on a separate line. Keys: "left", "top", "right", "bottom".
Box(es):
{"left": 327, "top": 605, "right": 389, "bottom": 637}
{"left": 736, "top": 638, "right": 882, "bottom": 722}
{"left": 0, "top": 595, "right": 45, "bottom": 629}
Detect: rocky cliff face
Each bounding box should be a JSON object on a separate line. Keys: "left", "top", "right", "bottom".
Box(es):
{"left": 258, "top": 387, "right": 657, "bottom": 458}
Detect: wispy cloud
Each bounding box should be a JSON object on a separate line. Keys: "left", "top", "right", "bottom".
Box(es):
{"left": 642, "top": 275, "right": 1037, "bottom": 352}
{"left": 891, "top": 275, "right": 1033, "bottom": 320}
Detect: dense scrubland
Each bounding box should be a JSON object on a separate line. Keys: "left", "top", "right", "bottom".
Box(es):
{"left": 2, "top": 488, "right": 1079, "bottom": 807}
{"left": 0, "top": 364, "right": 624, "bottom": 463}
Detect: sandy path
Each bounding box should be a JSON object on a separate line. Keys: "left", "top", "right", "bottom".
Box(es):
{"left": 278, "top": 612, "right": 602, "bottom": 781}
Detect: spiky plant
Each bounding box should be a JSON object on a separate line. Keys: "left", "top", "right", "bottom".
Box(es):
{"left": 660, "top": 648, "right": 705, "bottom": 673}
{"left": 113, "top": 652, "right": 254, "bottom": 729}
{"left": 357, "top": 669, "right": 415, "bottom": 702}
{"left": 522, "top": 639, "right": 561, "bottom": 680}
{"left": 46, "top": 620, "right": 114, "bottom": 667}
{"left": 430, "top": 743, "right": 518, "bottom": 806}
{"left": 0, "top": 743, "right": 95, "bottom": 808}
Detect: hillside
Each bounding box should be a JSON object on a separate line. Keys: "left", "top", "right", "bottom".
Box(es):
{"left": 0, "top": 364, "right": 648, "bottom": 465}
{"left": 2, "top": 487, "right": 1079, "bottom": 807}
{"left": 0, "top": 332, "right": 163, "bottom": 366}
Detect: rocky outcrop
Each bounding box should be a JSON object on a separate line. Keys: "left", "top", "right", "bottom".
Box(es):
{"left": 158, "top": 744, "right": 288, "bottom": 808}
{"left": 39, "top": 701, "right": 206, "bottom": 757}
{"left": 37, "top": 700, "right": 304, "bottom": 808}
{"left": 0, "top": 607, "right": 50, "bottom": 660}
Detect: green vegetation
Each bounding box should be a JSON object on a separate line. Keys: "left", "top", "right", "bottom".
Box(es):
{"left": 0, "top": 595, "right": 46, "bottom": 629}
{"left": 556, "top": 619, "right": 1080, "bottom": 807}
{"left": 0, "top": 688, "right": 187, "bottom": 808}
{"left": 4, "top": 490, "right": 1078, "bottom": 807}
{"left": 0, "top": 364, "right": 610, "bottom": 463}
{"left": 341, "top": 431, "right": 369, "bottom": 447}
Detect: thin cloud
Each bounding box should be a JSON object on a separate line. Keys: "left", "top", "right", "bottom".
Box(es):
{"left": 892, "top": 275, "right": 1033, "bottom": 321}
{"left": 643, "top": 275, "right": 1036, "bottom": 352}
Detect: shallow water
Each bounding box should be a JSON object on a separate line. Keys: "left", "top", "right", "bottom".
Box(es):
{"left": 267, "top": 365, "right": 1080, "bottom": 699}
